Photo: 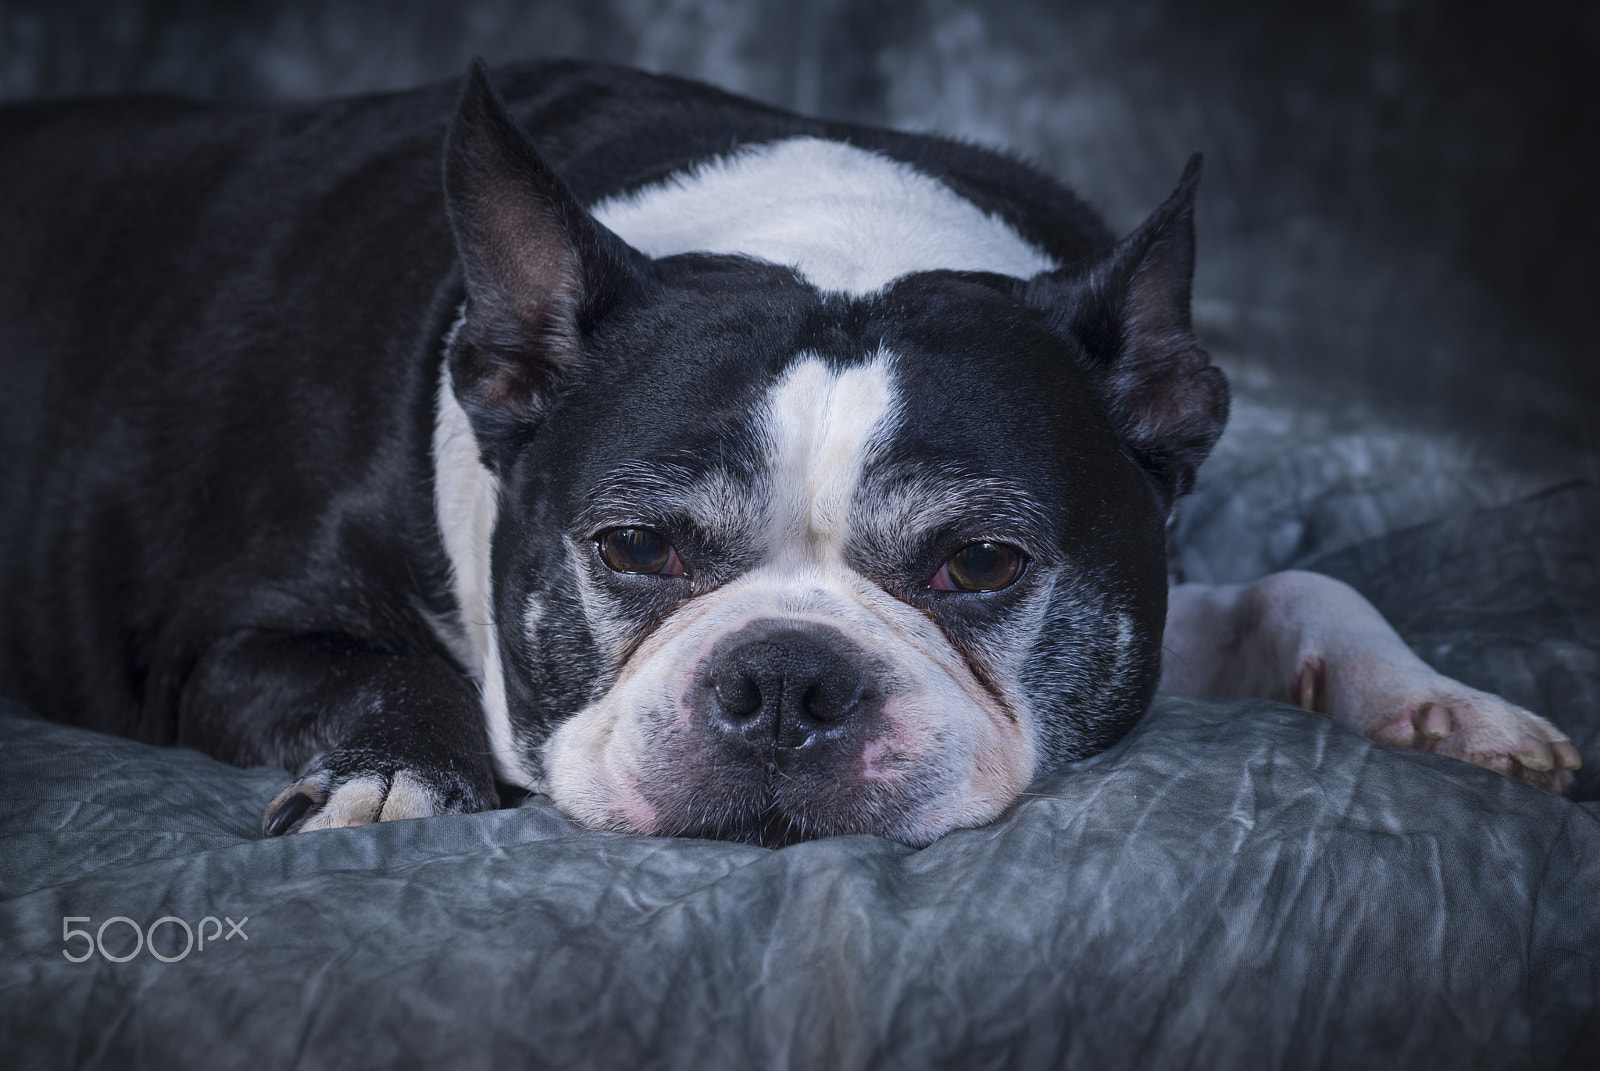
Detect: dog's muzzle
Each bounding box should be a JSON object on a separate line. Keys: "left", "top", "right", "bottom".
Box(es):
{"left": 540, "top": 564, "right": 1034, "bottom": 847}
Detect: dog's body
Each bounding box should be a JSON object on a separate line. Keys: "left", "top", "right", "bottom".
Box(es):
{"left": 0, "top": 60, "right": 1577, "bottom": 846}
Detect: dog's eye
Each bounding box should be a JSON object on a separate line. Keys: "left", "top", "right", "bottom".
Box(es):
{"left": 930, "top": 542, "right": 1024, "bottom": 592}
{"left": 599, "top": 528, "right": 686, "bottom": 576}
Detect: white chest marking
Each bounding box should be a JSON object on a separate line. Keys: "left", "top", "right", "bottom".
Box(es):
{"left": 432, "top": 353, "right": 539, "bottom": 790}
{"left": 590, "top": 137, "right": 1056, "bottom": 296}
{"left": 762, "top": 352, "right": 899, "bottom": 562}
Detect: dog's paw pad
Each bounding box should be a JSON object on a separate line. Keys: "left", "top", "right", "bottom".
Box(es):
{"left": 262, "top": 768, "right": 466, "bottom": 836}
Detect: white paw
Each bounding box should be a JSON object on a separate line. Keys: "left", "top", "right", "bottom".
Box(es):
{"left": 262, "top": 754, "right": 498, "bottom": 836}
{"left": 1295, "top": 655, "right": 1581, "bottom": 794}
{"left": 263, "top": 769, "right": 449, "bottom": 834}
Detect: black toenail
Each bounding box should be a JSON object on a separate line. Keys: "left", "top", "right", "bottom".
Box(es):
{"left": 266, "top": 792, "right": 314, "bottom": 837}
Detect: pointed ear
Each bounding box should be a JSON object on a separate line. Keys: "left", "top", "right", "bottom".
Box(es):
{"left": 443, "top": 59, "right": 641, "bottom": 455}
{"left": 1023, "top": 155, "right": 1228, "bottom": 504}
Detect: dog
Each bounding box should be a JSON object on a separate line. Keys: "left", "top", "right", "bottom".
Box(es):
{"left": 0, "top": 59, "right": 1578, "bottom": 847}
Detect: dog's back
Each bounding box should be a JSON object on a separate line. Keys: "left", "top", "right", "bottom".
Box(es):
{"left": 0, "top": 88, "right": 460, "bottom": 738}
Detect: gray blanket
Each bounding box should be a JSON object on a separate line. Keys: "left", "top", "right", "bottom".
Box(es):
{"left": 3, "top": 420, "right": 1598, "bottom": 1068}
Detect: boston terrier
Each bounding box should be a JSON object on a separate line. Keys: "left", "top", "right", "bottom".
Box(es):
{"left": 0, "top": 60, "right": 1578, "bottom": 847}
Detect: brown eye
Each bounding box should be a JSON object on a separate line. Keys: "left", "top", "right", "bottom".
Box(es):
{"left": 599, "top": 528, "right": 685, "bottom": 576}
{"left": 931, "top": 542, "right": 1023, "bottom": 592}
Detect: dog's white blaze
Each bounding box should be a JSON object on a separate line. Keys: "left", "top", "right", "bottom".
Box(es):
{"left": 763, "top": 352, "right": 898, "bottom": 562}
{"left": 591, "top": 137, "right": 1056, "bottom": 296}
{"left": 432, "top": 360, "right": 539, "bottom": 790}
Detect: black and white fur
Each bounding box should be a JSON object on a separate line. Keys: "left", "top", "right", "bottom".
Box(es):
{"left": 0, "top": 60, "right": 1577, "bottom": 847}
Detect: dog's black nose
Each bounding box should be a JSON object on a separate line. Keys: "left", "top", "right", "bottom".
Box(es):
{"left": 705, "top": 625, "right": 870, "bottom": 752}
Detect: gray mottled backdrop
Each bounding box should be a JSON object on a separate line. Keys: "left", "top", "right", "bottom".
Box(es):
{"left": 3, "top": 0, "right": 1596, "bottom": 459}
{"left": 2, "top": 12, "right": 1600, "bottom": 1066}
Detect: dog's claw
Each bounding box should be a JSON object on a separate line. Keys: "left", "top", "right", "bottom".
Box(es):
{"left": 1295, "top": 662, "right": 1319, "bottom": 713}
{"left": 1419, "top": 703, "right": 1450, "bottom": 740}
{"left": 265, "top": 790, "right": 316, "bottom": 836}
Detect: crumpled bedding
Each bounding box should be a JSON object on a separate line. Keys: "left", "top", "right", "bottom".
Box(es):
{"left": 2, "top": 409, "right": 1598, "bottom": 1068}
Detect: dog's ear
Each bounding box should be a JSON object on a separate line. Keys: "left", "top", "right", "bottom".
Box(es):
{"left": 1023, "top": 155, "right": 1228, "bottom": 505}
{"left": 444, "top": 59, "right": 641, "bottom": 455}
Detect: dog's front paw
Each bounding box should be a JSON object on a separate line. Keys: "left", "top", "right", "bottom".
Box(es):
{"left": 263, "top": 753, "right": 498, "bottom": 836}
{"left": 1300, "top": 657, "right": 1582, "bottom": 794}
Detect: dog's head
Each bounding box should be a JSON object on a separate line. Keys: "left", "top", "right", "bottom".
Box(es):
{"left": 437, "top": 64, "right": 1228, "bottom": 846}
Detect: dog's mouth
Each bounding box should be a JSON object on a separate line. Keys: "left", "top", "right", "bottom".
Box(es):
{"left": 663, "top": 806, "right": 880, "bottom": 850}
{"left": 660, "top": 797, "right": 860, "bottom": 849}
{"left": 645, "top": 757, "right": 941, "bottom": 848}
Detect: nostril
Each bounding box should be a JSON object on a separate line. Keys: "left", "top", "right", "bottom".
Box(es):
{"left": 799, "top": 683, "right": 820, "bottom": 722}
{"left": 801, "top": 676, "right": 864, "bottom": 724}
{"left": 714, "top": 671, "right": 763, "bottom": 720}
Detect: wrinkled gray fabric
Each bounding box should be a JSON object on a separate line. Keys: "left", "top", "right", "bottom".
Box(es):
{"left": 1, "top": 7, "right": 1595, "bottom": 1065}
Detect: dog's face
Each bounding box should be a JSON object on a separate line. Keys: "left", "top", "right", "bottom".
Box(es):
{"left": 438, "top": 67, "right": 1227, "bottom": 846}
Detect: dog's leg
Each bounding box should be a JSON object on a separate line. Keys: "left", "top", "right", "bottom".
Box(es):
{"left": 175, "top": 631, "right": 499, "bottom": 835}
{"left": 1160, "top": 570, "right": 1581, "bottom": 792}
